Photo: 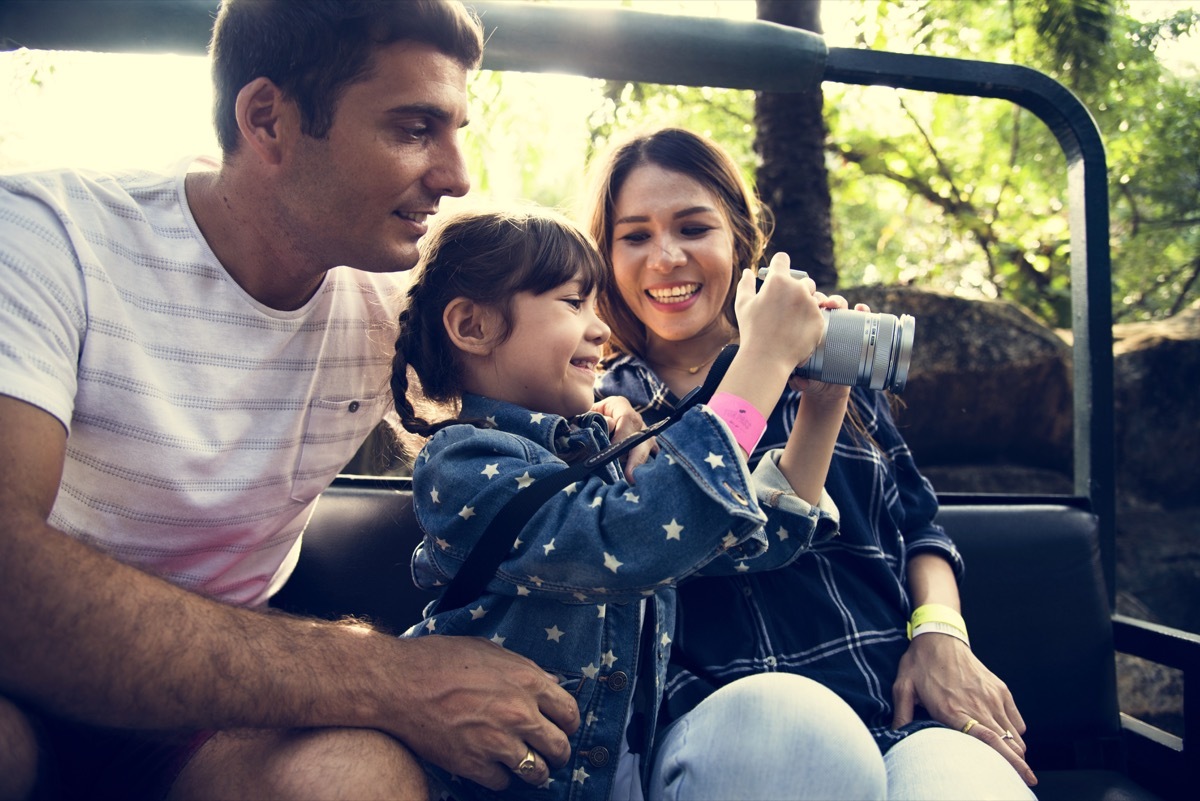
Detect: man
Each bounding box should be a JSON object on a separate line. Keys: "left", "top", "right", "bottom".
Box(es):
{"left": 0, "top": 2, "right": 581, "bottom": 798}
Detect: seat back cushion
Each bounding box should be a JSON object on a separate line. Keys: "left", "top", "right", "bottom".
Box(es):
{"left": 937, "top": 503, "right": 1121, "bottom": 768}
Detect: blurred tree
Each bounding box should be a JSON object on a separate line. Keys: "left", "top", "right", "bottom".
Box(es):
{"left": 754, "top": 0, "right": 837, "bottom": 289}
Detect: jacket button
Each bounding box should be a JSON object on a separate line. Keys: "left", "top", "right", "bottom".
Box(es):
{"left": 606, "top": 671, "right": 629, "bottom": 691}
{"left": 347, "top": 400, "right": 360, "bottom": 413}
{"left": 586, "top": 746, "right": 611, "bottom": 767}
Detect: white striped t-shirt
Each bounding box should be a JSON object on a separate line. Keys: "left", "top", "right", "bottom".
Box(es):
{"left": 0, "top": 160, "right": 405, "bottom": 606}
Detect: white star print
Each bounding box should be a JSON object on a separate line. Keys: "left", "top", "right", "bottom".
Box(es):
{"left": 490, "top": 634, "right": 506, "bottom": 647}
{"left": 481, "top": 463, "right": 499, "bottom": 479}
{"left": 623, "top": 490, "right": 640, "bottom": 503}
{"left": 585, "top": 711, "right": 598, "bottom": 726}
{"left": 435, "top": 537, "right": 450, "bottom": 550}
{"left": 601, "top": 650, "right": 617, "bottom": 668}
{"left": 776, "top": 525, "right": 790, "bottom": 540}
{"left": 528, "top": 575, "right": 545, "bottom": 587}
{"left": 458, "top": 506, "right": 475, "bottom": 520}
{"left": 486, "top": 415, "right": 497, "bottom": 427}
{"left": 530, "top": 412, "right": 546, "bottom": 424}
{"left": 597, "top": 604, "right": 606, "bottom": 618}
{"left": 590, "top": 496, "right": 603, "bottom": 508}
{"left": 722, "top": 532, "right": 738, "bottom": 549}
{"left": 581, "top": 663, "right": 599, "bottom": 679}
{"left": 424, "top": 619, "right": 436, "bottom": 632}
{"left": 735, "top": 561, "right": 750, "bottom": 572}
{"left": 665, "top": 453, "right": 676, "bottom": 465}
{"left": 515, "top": 472, "right": 535, "bottom": 489}
{"left": 704, "top": 452, "right": 726, "bottom": 468}
{"left": 663, "top": 519, "right": 684, "bottom": 540}
{"left": 430, "top": 488, "right": 440, "bottom": 503}
{"left": 469, "top": 605, "right": 487, "bottom": 620}
{"left": 544, "top": 539, "right": 556, "bottom": 555}
{"left": 661, "top": 631, "right": 672, "bottom": 647}
{"left": 573, "top": 767, "right": 590, "bottom": 785}
{"left": 516, "top": 586, "right": 531, "bottom": 597}
{"left": 563, "top": 482, "right": 579, "bottom": 495}
{"left": 603, "top": 552, "right": 623, "bottom": 573}
{"left": 545, "top": 625, "right": 564, "bottom": 642}
{"left": 512, "top": 536, "right": 523, "bottom": 549}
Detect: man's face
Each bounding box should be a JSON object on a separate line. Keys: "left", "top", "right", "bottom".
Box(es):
{"left": 278, "top": 40, "right": 471, "bottom": 274}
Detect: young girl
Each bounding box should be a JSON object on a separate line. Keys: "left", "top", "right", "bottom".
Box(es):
{"left": 390, "top": 206, "right": 846, "bottom": 801}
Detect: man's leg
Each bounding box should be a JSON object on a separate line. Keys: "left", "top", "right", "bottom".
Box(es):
{"left": 0, "top": 695, "right": 39, "bottom": 801}
{"left": 168, "top": 726, "right": 430, "bottom": 801}
{"left": 649, "top": 673, "right": 887, "bottom": 801}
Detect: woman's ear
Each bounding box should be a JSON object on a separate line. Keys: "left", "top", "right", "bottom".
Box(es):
{"left": 444, "top": 297, "right": 500, "bottom": 356}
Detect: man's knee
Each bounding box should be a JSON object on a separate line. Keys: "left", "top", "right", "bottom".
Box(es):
{"left": 169, "top": 726, "right": 428, "bottom": 801}
{"left": 0, "top": 695, "right": 39, "bottom": 801}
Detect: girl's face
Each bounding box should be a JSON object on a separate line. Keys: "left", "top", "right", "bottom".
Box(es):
{"left": 609, "top": 164, "right": 737, "bottom": 349}
{"left": 487, "top": 278, "right": 611, "bottom": 419}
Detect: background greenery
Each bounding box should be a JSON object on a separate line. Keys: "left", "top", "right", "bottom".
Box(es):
{"left": 462, "top": 0, "right": 1200, "bottom": 329}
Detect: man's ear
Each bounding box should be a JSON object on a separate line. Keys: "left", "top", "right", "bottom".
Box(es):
{"left": 234, "top": 77, "right": 298, "bottom": 167}
{"left": 444, "top": 297, "right": 501, "bottom": 356}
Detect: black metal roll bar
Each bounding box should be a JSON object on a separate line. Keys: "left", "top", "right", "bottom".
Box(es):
{"left": 0, "top": 0, "right": 1116, "bottom": 602}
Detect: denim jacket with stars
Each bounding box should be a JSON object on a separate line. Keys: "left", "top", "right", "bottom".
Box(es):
{"left": 402, "top": 393, "right": 838, "bottom": 801}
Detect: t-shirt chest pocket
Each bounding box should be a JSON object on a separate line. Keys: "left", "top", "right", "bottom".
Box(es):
{"left": 290, "top": 394, "right": 385, "bottom": 503}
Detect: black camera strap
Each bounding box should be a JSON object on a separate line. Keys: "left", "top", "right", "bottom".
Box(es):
{"left": 431, "top": 344, "right": 739, "bottom": 615}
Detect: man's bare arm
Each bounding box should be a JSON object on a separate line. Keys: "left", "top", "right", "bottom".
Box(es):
{"left": 0, "top": 395, "right": 578, "bottom": 789}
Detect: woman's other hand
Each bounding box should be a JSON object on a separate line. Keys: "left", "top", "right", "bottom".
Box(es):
{"left": 892, "top": 632, "right": 1038, "bottom": 787}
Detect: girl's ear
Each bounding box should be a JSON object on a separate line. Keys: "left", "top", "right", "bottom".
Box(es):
{"left": 444, "top": 297, "right": 501, "bottom": 356}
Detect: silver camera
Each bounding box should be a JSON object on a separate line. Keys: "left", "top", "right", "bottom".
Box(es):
{"left": 757, "top": 268, "right": 915, "bottom": 393}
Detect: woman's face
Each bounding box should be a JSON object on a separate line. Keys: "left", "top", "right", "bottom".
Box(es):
{"left": 609, "top": 164, "right": 736, "bottom": 348}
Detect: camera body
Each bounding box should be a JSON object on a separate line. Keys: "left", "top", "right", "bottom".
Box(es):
{"left": 756, "top": 268, "right": 915, "bottom": 393}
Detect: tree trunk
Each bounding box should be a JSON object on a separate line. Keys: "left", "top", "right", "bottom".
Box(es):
{"left": 754, "top": 0, "right": 836, "bottom": 289}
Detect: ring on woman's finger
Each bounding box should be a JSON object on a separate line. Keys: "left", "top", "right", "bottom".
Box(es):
{"left": 1001, "top": 730, "right": 1015, "bottom": 741}
{"left": 514, "top": 747, "right": 538, "bottom": 777}
{"left": 961, "top": 718, "right": 979, "bottom": 735}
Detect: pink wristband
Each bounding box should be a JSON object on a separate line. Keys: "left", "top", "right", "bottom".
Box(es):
{"left": 707, "top": 392, "right": 768, "bottom": 455}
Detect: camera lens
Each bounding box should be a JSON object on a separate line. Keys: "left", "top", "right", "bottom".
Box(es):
{"left": 794, "top": 310, "right": 915, "bottom": 393}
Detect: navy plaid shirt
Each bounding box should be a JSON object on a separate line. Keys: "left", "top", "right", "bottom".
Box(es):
{"left": 597, "top": 354, "right": 964, "bottom": 751}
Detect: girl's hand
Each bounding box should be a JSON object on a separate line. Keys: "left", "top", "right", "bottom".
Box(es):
{"left": 735, "top": 252, "right": 824, "bottom": 373}
{"left": 591, "top": 396, "right": 657, "bottom": 483}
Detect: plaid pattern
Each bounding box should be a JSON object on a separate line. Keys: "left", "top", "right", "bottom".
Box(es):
{"left": 597, "top": 355, "right": 963, "bottom": 751}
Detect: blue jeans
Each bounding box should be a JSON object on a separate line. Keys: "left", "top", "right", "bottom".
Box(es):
{"left": 648, "top": 673, "right": 1035, "bottom": 801}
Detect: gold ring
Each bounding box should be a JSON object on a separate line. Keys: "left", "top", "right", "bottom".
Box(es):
{"left": 515, "top": 747, "right": 537, "bottom": 776}
{"left": 961, "top": 718, "right": 978, "bottom": 735}
{"left": 1001, "top": 730, "right": 1015, "bottom": 740}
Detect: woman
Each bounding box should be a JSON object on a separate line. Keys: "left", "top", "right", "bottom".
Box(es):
{"left": 588, "top": 128, "right": 1037, "bottom": 800}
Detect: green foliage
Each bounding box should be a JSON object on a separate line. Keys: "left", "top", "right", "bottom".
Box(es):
{"left": 824, "top": 0, "right": 1199, "bottom": 325}
{"left": 460, "top": 0, "right": 1198, "bottom": 327}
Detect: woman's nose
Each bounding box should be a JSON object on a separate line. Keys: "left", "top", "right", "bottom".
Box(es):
{"left": 648, "top": 237, "right": 686, "bottom": 271}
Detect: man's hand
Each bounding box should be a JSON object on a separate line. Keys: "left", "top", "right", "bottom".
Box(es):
{"left": 388, "top": 636, "right": 579, "bottom": 790}
{"left": 892, "top": 632, "right": 1037, "bottom": 787}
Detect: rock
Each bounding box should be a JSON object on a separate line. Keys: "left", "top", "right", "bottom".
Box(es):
{"left": 1113, "top": 302, "right": 1200, "bottom": 508}
{"left": 845, "top": 286, "right": 1074, "bottom": 473}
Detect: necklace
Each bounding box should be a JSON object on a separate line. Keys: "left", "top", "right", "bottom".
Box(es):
{"left": 648, "top": 342, "right": 729, "bottom": 375}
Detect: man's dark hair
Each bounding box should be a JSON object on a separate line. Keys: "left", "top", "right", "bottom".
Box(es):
{"left": 209, "top": 0, "right": 484, "bottom": 155}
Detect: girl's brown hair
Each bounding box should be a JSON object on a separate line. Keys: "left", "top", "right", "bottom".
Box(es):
{"left": 391, "top": 206, "right": 607, "bottom": 437}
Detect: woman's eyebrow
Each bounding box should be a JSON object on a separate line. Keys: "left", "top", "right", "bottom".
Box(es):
{"left": 614, "top": 206, "right": 717, "bottom": 226}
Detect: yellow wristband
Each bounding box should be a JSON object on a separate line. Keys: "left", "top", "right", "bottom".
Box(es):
{"left": 906, "top": 603, "right": 968, "bottom": 640}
